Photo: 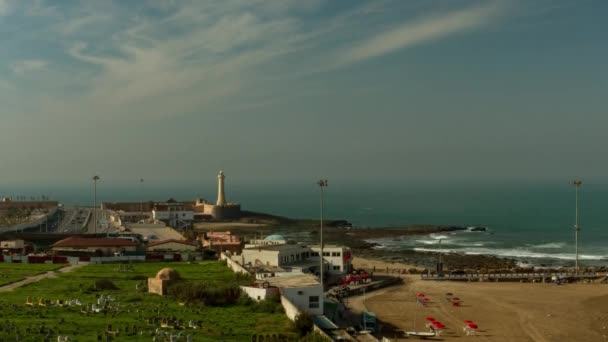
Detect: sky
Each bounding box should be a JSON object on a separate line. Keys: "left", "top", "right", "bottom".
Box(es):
{"left": 1, "top": 0, "right": 607, "bottom": 187}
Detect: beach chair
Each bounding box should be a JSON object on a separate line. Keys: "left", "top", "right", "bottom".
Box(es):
{"left": 429, "top": 321, "right": 445, "bottom": 336}
{"left": 463, "top": 322, "right": 478, "bottom": 336}
{"left": 25, "top": 296, "right": 34, "bottom": 306}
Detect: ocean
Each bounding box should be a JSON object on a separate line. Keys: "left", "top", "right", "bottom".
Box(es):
{"left": 2, "top": 180, "right": 606, "bottom": 266}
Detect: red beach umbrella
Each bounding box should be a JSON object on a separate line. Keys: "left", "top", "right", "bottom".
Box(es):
{"left": 417, "top": 293, "right": 425, "bottom": 297}
{"left": 426, "top": 317, "right": 435, "bottom": 321}
{"left": 468, "top": 323, "right": 478, "bottom": 329}
{"left": 423, "top": 297, "right": 430, "bottom": 302}
{"left": 452, "top": 301, "right": 461, "bottom": 307}
{"left": 464, "top": 320, "right": 474, "bottom": 324}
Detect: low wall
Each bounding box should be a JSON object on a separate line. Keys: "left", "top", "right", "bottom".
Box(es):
{"left": 240, "top": 286, "right": 279, "bottom": 302}
{"left": 87, "top": 255, "right": 146, "bottom": 264}
{"left": 280, "top": 296, "right": 302, "bottom": 321}
{"left": 220, "top": 252, "right": 251, "bottom": 274}
{"left": 1, "top": 255, "right": 68, "bottom": 264}
{"left": 340, "top": 276, "right": 403, "bottom": 298}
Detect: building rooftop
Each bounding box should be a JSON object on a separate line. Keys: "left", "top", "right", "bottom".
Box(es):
{"left": 264, "top": 234, "right": 286, "bottom": 241}
{"left": 52, "top": 236, "right": 139, "bottom": 248}
{"left": 309, "top": 244, "right": 350, "bottom": 249}
{"left": 244, "top": 244, "right": 307, "bottom": 251}
{"left": 260, "top": 274, "right": 320, "bottom": 288}
{"left": 147, "top": 239, "right": 196, "bottom": 247}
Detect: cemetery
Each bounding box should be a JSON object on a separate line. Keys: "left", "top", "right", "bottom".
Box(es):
{"left": 0, "top": 261, "right": 298, "bottom": 341}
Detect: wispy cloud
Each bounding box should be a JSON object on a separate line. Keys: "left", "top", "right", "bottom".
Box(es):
{"left": 6, "top": 0, "right": 510, "bottom": 121}
{"left": 0, "top": 79, "right": 14, "bottom": 90}
{"left": 10, "top": 59, "right": 48, "bottom": 74}
{"left": 0, "top": 0, "right": 13, "bottom": 15}
{"left": 338, "top": 1, "right": 506, "bottom": 67}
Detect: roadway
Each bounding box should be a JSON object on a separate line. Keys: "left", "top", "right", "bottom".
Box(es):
{"left": 55, "top": 206, "right": 118, "bottom": 235}
{"left": 56, "top": 206, "right": 91, "bottom": 233}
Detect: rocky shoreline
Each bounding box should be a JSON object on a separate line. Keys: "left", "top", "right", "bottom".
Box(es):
{"left": 203, "top": 215, "right": 520, "bottom": 271}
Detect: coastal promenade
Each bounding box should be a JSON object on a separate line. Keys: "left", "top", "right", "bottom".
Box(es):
{"left": 421, "top": 272, "right": 600, "bottom": 281}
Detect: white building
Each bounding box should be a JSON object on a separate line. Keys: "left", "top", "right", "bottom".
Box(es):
{"left": 240, "top": 235, "right": 352, "bottom": 276}
{"left": 241, "top": 243, "right": 312, "bottom": 268}
{"left": 152, "top": 200, "right": 193, "bottom": 229}
{"left": 310, "top": 245, "right": 353, "bottom": 275}
{"left": 240, "top": 274, "right": 323, "bottom": 317}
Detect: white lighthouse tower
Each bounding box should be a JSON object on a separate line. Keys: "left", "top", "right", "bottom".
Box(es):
{"left": 216, "top": 171, "right": 227, "bottom": 206}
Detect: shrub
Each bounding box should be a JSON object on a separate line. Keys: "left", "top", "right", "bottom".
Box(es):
{"left": 294, "top": 313, "right": 313, "bottom": 337}
{"left": 234, "top": 272, "right": 255, "bottom": 286}
{"left": 253, "top": 299, "right": 283, "bottom": 314}
{"left": 299, "top": 332, "right": 332, "bottom": 342}
{"left": 168, "top": 281, "right": 242, "bottom": 306}
{"left": 94, "top": 279, "right": 118, "bottom": 290}
{"left": 238, "top": 294, "right": 254, "bottom": 306}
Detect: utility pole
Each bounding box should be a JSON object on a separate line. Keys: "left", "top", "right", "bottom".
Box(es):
{"left": 573, "top": 180, "right": 582, "bottom": 275}
{"left": 317, "top": 179, "right": 328, "bottom": 291}
{"left": 93, "top": 175, "right": 100, "bottom": 234}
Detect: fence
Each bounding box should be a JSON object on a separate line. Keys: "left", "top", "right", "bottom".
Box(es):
{"left": 0, "top": 255, "right": 68, "bottom": 264}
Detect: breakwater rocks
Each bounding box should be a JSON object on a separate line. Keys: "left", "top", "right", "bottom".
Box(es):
{"left": 353, "top": 248, "right": 516, "bottom": 271}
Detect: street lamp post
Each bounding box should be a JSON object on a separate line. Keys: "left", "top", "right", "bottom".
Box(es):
{"left": 140, "top": 178, "right": 144, "bottom": 221}
{"left": 437, "top": 239, "right": 443, "bottom": 276}
{"left": 317, "top": 179, "right": 328, "bottom": 290}
{"left": 93, "top": 175, "right": 100, "bottom": 234}
{"left": 573, "top": 180, "right": 582, "bottom": 275}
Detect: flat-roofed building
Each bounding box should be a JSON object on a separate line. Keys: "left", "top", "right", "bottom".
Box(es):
{"left": 310, "top": 245, "right": 353, "bottom": 275}
{"left": 0, "top": 239, "right": 30, "bottom": 255}
{"left": 152, "top": 199, "right": 194, "bottom": 230}
{"left": 241, "top": 243, "right": 312, "bottom": 268}
{"left": 201, "top": 231, "right": 242, "bottom": 254}
{"left": 264, "top": 274, "right": 324, "bottom": 317}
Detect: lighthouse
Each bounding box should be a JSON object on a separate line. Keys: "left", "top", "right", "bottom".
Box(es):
{"left": 216, "top": 171, "right": 227, "bottom": 206}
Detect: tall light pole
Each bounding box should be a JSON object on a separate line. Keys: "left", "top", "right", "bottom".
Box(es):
{"left": 140, "top": 178, "right": 144, "bottom": 221}
{"left": 437, "top": 239, "right": 443, "bottom": 276}
{"left": 317, "top": 179, "right": 328, "bottom": 290}
{"left": 573, "top": 180, "right": 582, "bottom": 275}
{"left": 93, "top": 175, "right": 100, "bottom": 234}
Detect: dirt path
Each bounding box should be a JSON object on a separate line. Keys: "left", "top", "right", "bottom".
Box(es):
{"left": 0, "top": 264, "right": 85, "bottom": 292}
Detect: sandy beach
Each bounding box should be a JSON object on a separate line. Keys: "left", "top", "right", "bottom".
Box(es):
{"left": 350, "top": 257, "right": 608, "bottom": 342}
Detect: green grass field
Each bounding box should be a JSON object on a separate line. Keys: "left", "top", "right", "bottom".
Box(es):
{"left": 0, "top": 261, "right": 297, "bottom": 341}
{"left": 0, "top": 263, "right": 64, "bottom": 286}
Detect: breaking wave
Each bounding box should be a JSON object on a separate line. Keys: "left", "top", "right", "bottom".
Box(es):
{"left": 413, "top": 247, "right": 606, "bottom": 261}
